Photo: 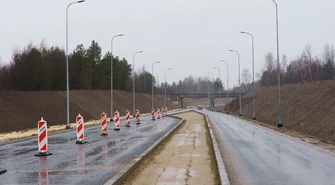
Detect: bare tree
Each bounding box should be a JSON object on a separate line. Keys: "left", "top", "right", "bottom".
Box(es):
{"left": 302, "top": 44, "right": 313, "bottom": 82}
{"left": 264, "top": 52, "right": 274, "bottom": 85}
{"left": 241, "top": 68, "right": 251, "bottom": 85}
{"left": 281, "top": 54, "right": 288, "bottom": 75}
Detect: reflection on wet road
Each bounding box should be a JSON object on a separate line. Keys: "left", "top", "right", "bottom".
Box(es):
{"left": 0, "top": 116, "right": 181, "bottom": 185}
{"left": 203, "top": 110, "right": 335, "bottom": 185}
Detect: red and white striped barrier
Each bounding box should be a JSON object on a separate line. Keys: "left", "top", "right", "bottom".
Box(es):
{"left": 125, "top": 110, "right": 131, "bottom": 127}
{"left": 136, "top": 109, "right": 141, "bottom": 124}
{"left": 151, "top": 108, "right": 155, "bottom": 120}
{"left": 161, "top": 107, "right": 165, "bottom": 117}
{"left": 114, "top": 111, "right": 120, "bottom": 130}
{"left": 76, "top": 114, "right": 87, "bottom": 144}
{"left": 165, "top": 107, "right": 168, "bottom": 116}
{"left": 101, "top": 112, "right": 108, "bottom": 136}
{"left": 35, "top": 117, "right": 52, "bottom": 156}
{"left": 157, "top": 108, "right": 161, "bottom": 119}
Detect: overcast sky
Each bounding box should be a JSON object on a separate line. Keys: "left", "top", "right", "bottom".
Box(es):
{"left": 1, "top": 0, "right": 334, "bottom": 87}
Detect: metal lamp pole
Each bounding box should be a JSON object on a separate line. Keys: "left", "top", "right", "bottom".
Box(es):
{"left": 110, "top": 34, "right": 124, "bottom": 121}
{"left": 152, "top": 61, "right": 160, "bottom": 109}
{"left": 270, "top": 0, "right": 283, "bottom": 127}
{"left": 220, "top": 60, "right": 229, "bottom": 114}
{"left": 241, "top": 31, "right": 256, "bottom": 120}
{"left": 229, "top": 50, "right": 242, "bottom": 116}
{"left": 164, "top": 68, "right": 171, "bottom": 108}
{"left": 65, "top": 0, "right": 85, "bottom": 129}
{"left": 132, "top": 51, "right": 143, "bottom": 117}
{"left": 213, "top": 67, "right": 221, "bottom": 109}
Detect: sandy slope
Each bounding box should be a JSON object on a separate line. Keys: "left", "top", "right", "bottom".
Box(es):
{"left": 0, "top": 90, "right": 178, "bottom": 134}
{"left": 229, "top": 80, "right": 335, "bottom": 143}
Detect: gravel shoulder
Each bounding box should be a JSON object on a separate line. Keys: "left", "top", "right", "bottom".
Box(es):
{"left": 121, "top": 111, "right": 220, "bottom": 185}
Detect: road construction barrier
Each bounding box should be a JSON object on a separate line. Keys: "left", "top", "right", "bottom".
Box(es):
{"left": 114, "top": 111, "right": 120, "bottom": 130}
{"left": 151, "top": 108, "right": 155, "bottom": 120}
{"left": 35, "top": 117, "right": 52, "bottom": 156}
{"left": 165, "top": 107, "right": 168, "bottom": 116}
{"left": 136, "top": 109, "right": 141, "bottom": 124}
{"left": 76, "top": 114, "right": 87, "bottom": 144}
{"left": 101, "top": 112, "right": 108, "bottom": 136}
{"left": 125, "top": 110, "right": 131, "bottom": 127}
{"left": 161, "top": 107, "right": 165, "bottom": 117}
{"left": 157, "top": 108, "right": 161, "bottom": 119}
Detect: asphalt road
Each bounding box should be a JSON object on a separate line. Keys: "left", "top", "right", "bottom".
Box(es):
{"left": 0, "top": 115, "right": 181, "bottom": 185}
{"left": 203, "top": 110, "right": 335, "bottom": 185}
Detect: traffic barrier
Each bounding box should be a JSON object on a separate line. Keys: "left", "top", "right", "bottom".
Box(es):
{"left": 165, "top": 107, "right": 168, "bottom": 116}
{"left": 125, "top": 110, "right": 131, "bottom": 127}
{"left": 151, "top": 108, "right": 155, "bottom": 120}
{"left": 114, "top": 111, "right": 120, "bottom": 130}
{"left": 136, "top": 109, "right": 141, "bottom": 124}
{"left": 35, "top": 117, "right": 53, "bottom": 156}
{"left": 76, "top": 114, "right": 87, "bottom": 144}
{"left": 157, "top": 108, "right": 161, "bottom": 119}
{"left": 161, "top": 107, "right": 165, "bottom": 117}
{"left": 101, "top": 112, "right": 108, "bottom": 136}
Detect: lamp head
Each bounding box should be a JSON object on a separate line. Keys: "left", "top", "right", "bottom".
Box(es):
{"left": 78, "top": 0, "right": 85, "bottom": 3}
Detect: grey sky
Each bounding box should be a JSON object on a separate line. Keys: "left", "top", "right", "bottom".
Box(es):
{"left": 0, "top": 0, "right": 334, "bottom": 87}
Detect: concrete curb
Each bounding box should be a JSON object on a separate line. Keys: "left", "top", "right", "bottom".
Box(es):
{"left": 204, "top": 115, "right": 230, "bottom": 185}
{"left": 103, "top": 116, "right": 185, "bottom": 185}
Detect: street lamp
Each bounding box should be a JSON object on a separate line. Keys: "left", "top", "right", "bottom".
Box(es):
{"left": 110, "top": 34, "right": 124, "bottom": 121}
{"left": 132, "top": 51, "right": 143, "bottom": 117}
{"left": 220, "top": 60, "right": 229, "bottom": 114}
{"left": 213, "top": 67, "right": 221, "bottom": 110}
{"left": 207, "top": 72, "right": 214, "bottom": 109}
{"left": 164, "top": 68, "right": 172, "bottom": 108}
{"left": 152, "top": 61, "right": 160, "bottom": 109}
{"left": 269, "top": 0, "right": 283, "bottom": 127}
{"left": 241, "top": 31, "right": 256, "bottom": 120}
{"left": 65, "top": 0, "right": 85, "bottom": 129}
{"left": 229, "top": 49, "right": 242, "bottom": 116}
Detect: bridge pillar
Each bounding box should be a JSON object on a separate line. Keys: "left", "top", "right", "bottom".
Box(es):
{"left": 178, "top": 96, "right": 184, "bottom": 108}
{"left": 211, "top": 97, "right": 215, "bottom": 108}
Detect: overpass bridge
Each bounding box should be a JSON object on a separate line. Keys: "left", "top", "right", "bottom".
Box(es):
{"left": 169, "top": 92, "right": 243, "bottom": 108}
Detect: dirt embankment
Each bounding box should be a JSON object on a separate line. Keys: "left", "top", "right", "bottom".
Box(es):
{"left": 121, "top": 111, "right": 219, "bottom": 185}
{"left": 229, "top": 80, "right": 335, "bottom": 143}
{"left": 0, "top": 90, "right": 178, "bottom": 133}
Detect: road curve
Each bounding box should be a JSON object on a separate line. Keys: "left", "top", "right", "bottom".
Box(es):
{"left": 203, "top": 110, "right": 335, "bottom": 185}
{"left": 0, "top": 115, "right": 181, "bottom": 185}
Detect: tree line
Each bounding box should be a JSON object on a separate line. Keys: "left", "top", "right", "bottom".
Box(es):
{"left": 0, "top": 41, "right": 156, "bottom": 92}
{"left": 259, "top": 44, "right": 334, "bottom": 86}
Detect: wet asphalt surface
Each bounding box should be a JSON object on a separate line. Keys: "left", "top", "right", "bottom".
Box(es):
{"left": 203, "top": 110, "right": 335, "bottom": 185}
{"left": 0, "top": 115, "right": 181, "bottom": 185}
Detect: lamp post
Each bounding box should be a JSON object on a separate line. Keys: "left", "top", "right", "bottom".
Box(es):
{"left": 220, "top": 60, "right": 229, "bottom": 114}
{"left": 229, "top": 49, "right": 242, "bottom": 116}
{"left": 207, "top": 72, "right": 214, "bottom": 109}
{"left": 152, "top": 61, "right": 160, "bottom": 109}
{"left": 132, "top": 51, "right": 143, "bottom": 117}
{"left": 65, "top": 0, "right": 85, "bottom": 129}
{"left": 164, "top": 68, "right": 171, "bottom": 108}
{"left": 269, "top": 0, "right": 283, "bottom": 127}
{"left": 213, "top": 67, "right": 221, "bottom": 109}
{"left": 241, "top": 31, "right": 256, "bottom": 120}
{"left": 110, "top": 34, "right": 124, "bottom": 121}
